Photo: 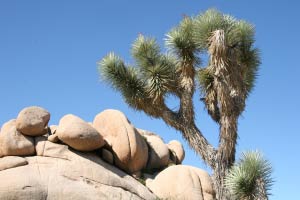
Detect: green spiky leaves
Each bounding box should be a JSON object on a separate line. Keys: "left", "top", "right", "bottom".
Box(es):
{"left": 98, "top": 8, "right": 260, "bottom": 123}
{"left": 99, "top": 53, "right": 147, "bottom": 109}
{"left": 195, "top": 9, "right": 260, "bottom": 119}
{"left": 197, "top": 68, "right": 220, "bottom": 123}
{"left": 225, "top": 151, "right": 273, "bottom": 200}
{"left": 194, "top": 9, "right": 235, "bottom": 49}
{"left": 131, "top": 35, "right": 177, "bottom": 102}
{"left": 197, "top": 68, "right": 214, "bottom": 92}
{"left": 165, "top": 17, "right": 198, "bottom": 63}
{"left": 132, "top": 35, "right": 161, "bottom": 69}
{"left": 99, "top": 39, "right": 178, "bottom": 110}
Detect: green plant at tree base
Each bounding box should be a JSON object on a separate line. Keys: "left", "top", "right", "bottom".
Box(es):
{"left": 98, "top": 9, "right": 261, "bottom": 200}
{"left": 225, "top": 151, "right": 273, "bottom": 200}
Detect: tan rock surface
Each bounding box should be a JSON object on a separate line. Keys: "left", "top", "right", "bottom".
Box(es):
{"left": 0, "top": 119, "right": 35, "bottom": 157}
{"left": 57, "top": 114, "right": 105, "bottom": 151}
{"left": 167, "top": 140, "right": 185, "bottom": 164}
{"left": 0, "top": 156, "right": 28, "bottom": 171}
{"left": 49, "top": 125, "right": 58, "bottom": 134}
{"left": 16, "top": 106, "right": 50, "bottom": 136}
{"left": 0, "top": 138, "right": 156, "bottom": 200}
{"left": 139, "top": 129, "right": 169, "bottom": 169}
{"left": 146, "top": 165, "right": 215, "bottom": 200}
{"left": 102, "top": 148, "right": 114, "bottom": 165}
{"left": 93, "top": 109, "right": 148, "bottom": 173}
{"left": 48, "top": 133, "right": 59, "bottom": 143}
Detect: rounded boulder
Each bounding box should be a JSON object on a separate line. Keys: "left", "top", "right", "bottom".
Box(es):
{"left": 56, "top": 114, "right": 105, "bottom": 151}
{"left": 138, "top": 129, "right": 169, "bottom": 169}
{"left": 16, "top": 106, "right": 50, "bottom": 136}
{"left": 93, "top": 109, "right": 148, "bottom": 173}
{"left": 0, "top": 120, "right": 35, "bottom": 157}
{"left": 167, "top": 140, "right": 185, "bottom": 164}
{"left": 146, "top": 165, "right": 215, "bottom": 200}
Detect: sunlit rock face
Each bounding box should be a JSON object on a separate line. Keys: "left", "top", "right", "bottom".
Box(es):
{"left": 0, "top": 106, "right": 214, "bottom": 200}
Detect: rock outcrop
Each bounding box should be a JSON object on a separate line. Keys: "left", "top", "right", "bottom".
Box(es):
{"left": 16, "top": 106, "right": 50, "bottom": 136}
{"left": 0, "top": 137, "right": 156, "bottom": 200}
{"left": 56, "top": 114, "right": 105, "bottom": 151}
{"left": 0, "top": 119, "right": 35, "bottom": 157}
{"left": 0, "top": 106, "right": 215, "bottom": 200}
{"left": 138, "top": 129, "right": 169, "bottom": 170}
{"left": 0, "top": 156, "right": 28, "bottom": 171}
{"left": 167, "top": 140, "right": 185, "bottom": 164}
{"left": 93, "top": 109, "right": 148, "bottom": 174}
{"left": 146, "top": 165, "right": 215, "bottom": 200}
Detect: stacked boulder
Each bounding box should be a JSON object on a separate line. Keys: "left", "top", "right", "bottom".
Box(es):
{"left": 0, "top": 106, "right": 215, "bottom": 200}
{"left": 93, "top": 110, "right": 148, "bottom": 174}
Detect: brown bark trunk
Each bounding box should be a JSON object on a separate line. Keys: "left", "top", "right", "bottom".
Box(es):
{"left": 213, "top": 114, "right": 238, "bottom": 200}
{"left": 212, "top": 158, "right": 232, "bottom": 200}
{"left": 181, "top": 124, "right": 216, "bottom": 169}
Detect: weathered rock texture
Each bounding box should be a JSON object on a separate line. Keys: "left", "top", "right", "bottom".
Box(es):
{"left": 0, "top": 137, "right": 156, "bottom": 200}
{"left": 167, "top": 140, "right": 185, "bottom": 164}
{"left": 93, "top": 109, "right": 148, "bottom": 173}
{"left": 16, "top": 106, "right": 50, "bottom": 136}
{"left": 57, "top": 114, "right": 105, "bottom": 151}
{"left": 146, "top": 165, "right": 215, "bottom": 200}
{"left": 0, "top": 156, "right": 28, "bottom": 171}
{"left": 0, "top": 119, "right": 35, "bottom": 157}
{"left": 139, "top": 129, "right": 169, "bottom": 169}
{"left": 0, "top": 106, "right": 214, "bottom": 200}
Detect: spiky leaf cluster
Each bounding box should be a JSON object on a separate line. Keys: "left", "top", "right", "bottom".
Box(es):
{"left": 99, "top": 53, "right": 149, "bottom": 109}
{"left": 165, "top": 17, "right": 198, "bottom": 64}
{"left": 194, "top": 9, "right": 260, "bottom": 121}
{"left": 225, "top": 151, "right": 273, "bottom": 200}
{"left": 99, "top": 32, "right": 180, "bottom": 116}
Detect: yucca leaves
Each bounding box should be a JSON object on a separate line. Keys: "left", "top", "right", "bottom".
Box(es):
{"left": 194, "top": 9, "right": 235, "bottom": 49}
{"left": 130, "top": 35, "right": 178, "bottom": 102}
{"left": 146, "top": 55, "right": 177, "bottom": 100}
{"left": 230, "top": 20, "right": 255, "bottom": 48}
{"left": 165, "top": 17, "right": 198, "bottom": 63}
{"left": 194, "top": 9, "right": 260, "bottom": 119}
{"left": 98, "top": 53, "right": 148, "bottom": 110}
{"left": 225, "top": 151, "right": 273, "bottom": 200}
{"left": 99, "top": 50, "right": 178, "bottom": 109}
{"left": 131, "top": 35, "right": 161, "bottom": 70}
{"left": 240, "top": 48, "right": 260, "bottom": 97}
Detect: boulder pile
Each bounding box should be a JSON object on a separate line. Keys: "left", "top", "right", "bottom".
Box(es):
{"left": 0, "top": 106, "right": 215, "bottom": 200}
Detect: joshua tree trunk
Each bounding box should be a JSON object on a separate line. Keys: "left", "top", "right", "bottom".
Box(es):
{"left": 214, "top": 115, "right": 238, "bottom": 200}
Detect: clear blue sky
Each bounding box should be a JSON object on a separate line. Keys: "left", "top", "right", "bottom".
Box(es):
{"left": 0, "top": 1, "right": 299, "bottom": 199}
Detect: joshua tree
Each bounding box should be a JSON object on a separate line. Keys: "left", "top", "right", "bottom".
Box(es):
{"left": 225, "top": 151, "right": 273, "bottom": 200}
{"left": 98, "top": 9, "right": 260, "bottom": 200}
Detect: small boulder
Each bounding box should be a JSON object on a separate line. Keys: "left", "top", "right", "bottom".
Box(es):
{"left": 146, "top": 165, "right": 215, "bottom": 200}
{"left": 0, "top": 120, "right": 35, "bottom": 157}
{"left": 49, "top": 125, "right": 58, "bottom": 135}
{"left": 93, "top": 109, "right": 148, "bottom": 173}
{"left": 0, "top": 156, "right": 28, "bottom": 171}
{"left": 167, "top": 140, "right": 185, "bottom": 164}
{"left": 48, "top": 134, "right": 59, "bottom": 143}
{"left": 138, "top": 129, "right": 169, "bottom": 169}
{"left": 16, "top": 106, "right": 50, "bottom": 136}
{"left": 56, "top": 114, "right": 105, "bottom": 151}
